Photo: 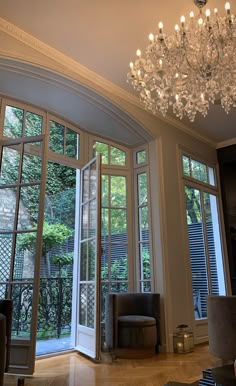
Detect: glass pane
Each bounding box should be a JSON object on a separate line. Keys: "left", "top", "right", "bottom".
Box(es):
{"left": 88, "top": 240, "right": 96, "bottom": 281}
{"left": 25, "top": 111, "right": 43, "bottom": 136}
{"left": 111, "top": 282, "right": 128, "bottom": 293}
{"left": 140, "top": 243, "right": 151, "bottom": 280}
{"left": 0, "top": 146, "right": 20, "bottom": 185}
{"left": 102, "top": 175, "right": 109, "bottom": 207}
{"left": 45, "top": 161, "right": 76, "bottom": 229}
{"left": 0, "top": 187, "right": 17, "bottom": 231}
{"left": 0, "top": 233, "right": 12, "bottom": 284}
{"left": 22, "top": 152, "right": 42, "bottom": 183}
{"left": 87, "top": 284, "right": 95, "bottom": 328}
{"left": 182, "top": 155, "right": 190, "bottom": 176}
{"left": 101, "top": 243, "right": 109, "bottom": 280}
{"left": 12, "top": 282, "right": 33, "bottom": 340}
{"left": 185, "top": 186, "right": 208, "bottom": 320}
{"left": 49, "top": 120, "right": 64, "bottom": 154}
{"left": 89, "top": 199, "right": 96, "bottom": 239}
{"left": 110, "top": 146, "right": 126, "bottom": 166}
{"left": 82, "top": 168, "right": 89, "bottom": 202}
{"left": 101, "top": 283, "right": 109, "bottom": 322}
{"left": 66, "top": 128, "right": 79, "bottom": 159}
{"left": 93, "top": 142, "right": 108, "bottom": 164}
{"left": 111, "top": 176, "right": 126, "bottom": 207}
{"left": 101, "top": 208, "right": 109, "bottom": 239}
{"left": 15, "top": 232, "right": 36, "bottom": 280}
{"left": 140, "top": 281, "right": 151, "bottom": 293}
{"left": 90, "top": 162, "right": 97, "bottom": 199}
{"left": 79, "top": 283, "right": 86, "bottom": 326}
{"left": 191, "top": 159, "right": 208, "bottom": 183}
{"left": 81, "top": 203, "right": 88, "bottom": 240}
{"left": 204, "top": 193, "right": 226, "bottom": 296}
{"left": 111, "top": 244, "right": 128, "bottom": 280}
{"left": 80, "top": 242, "right": 87, "bottom": 281}
{"left": 208, "top": 167, "right": 215, "bottom": 186}
{"left": 3, "top": 106, "right": 23, "bottom": 138}
{"left": 111, "top": 209, "right": 127, "bottom": 238}
{"left": 139, "top": 207, "right": 149, "bottom": 241}
{"left": 137, "top": 150, "right": 146, "bottom": 164}
{"left": 18, "top": 185, "right": 40, "bottom": 230}
{"left": 138, "top": 173, "right": 148, "bottom": 205}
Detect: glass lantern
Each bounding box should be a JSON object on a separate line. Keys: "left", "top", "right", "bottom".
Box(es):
{"left": 173, "top": 324, "right": 194, "bottom": 353}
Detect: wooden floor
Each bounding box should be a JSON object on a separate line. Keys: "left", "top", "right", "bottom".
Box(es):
{"left": 4, "top": 344, "right": 221, "bottom": 386}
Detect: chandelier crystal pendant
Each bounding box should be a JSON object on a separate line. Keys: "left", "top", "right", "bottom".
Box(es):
{"left": 127, "top": 0, "right": 236, "bottom": 122}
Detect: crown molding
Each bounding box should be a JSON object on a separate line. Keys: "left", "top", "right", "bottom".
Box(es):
{"left": 216, "top": 137, "right": 236, "bottom": 149}
{"left": 0, "top": 17, "right": 216, "bottom": 148}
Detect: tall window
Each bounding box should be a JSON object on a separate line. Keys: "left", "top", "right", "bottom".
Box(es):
{"left": 134, "top": 148, "right": 152, "bottom": 292}
{"left": 182, "top": 154, "right": 226, "bottom": 320}
{"left": 93, "top": 141, "right": 129, "bottom": 324}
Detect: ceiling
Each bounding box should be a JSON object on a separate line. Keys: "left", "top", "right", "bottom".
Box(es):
{"left": 1, "top": 0, "right": 236, "bottom": 147}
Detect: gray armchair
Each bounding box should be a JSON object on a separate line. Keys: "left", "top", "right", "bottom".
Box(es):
{"left": 0, "top": 299, "right": 13, "bottom": 386}
{"left": 105, "top": 293, "right": 160, "bottom": 358}
{"left": 207, "top": 295, "right": 236, "bottom": 361}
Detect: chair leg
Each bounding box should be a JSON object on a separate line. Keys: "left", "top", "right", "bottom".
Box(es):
{"left": 17, "top": 377, "right": 25, "bottom": 385}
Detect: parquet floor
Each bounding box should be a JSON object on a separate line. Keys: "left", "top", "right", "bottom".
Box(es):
{"left": 4, "top": 344, "right": 221, "bottom": 386}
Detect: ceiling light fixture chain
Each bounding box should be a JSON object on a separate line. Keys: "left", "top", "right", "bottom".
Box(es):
{"left": 127, "top": 1, "right": 236, "bottom": 122}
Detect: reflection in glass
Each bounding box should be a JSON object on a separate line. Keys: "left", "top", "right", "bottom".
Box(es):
{"left": 25, "top": 112, "right": 43, "bottom": 136}
{"left": 81, "top": 204, "right": 88, "bottom": 240}
{"left": 82, "top": 168, "right": 89, "bottom": 202}
{"left": 204, "top": 193, "right": 226, "bottom": 296}
{"left": 80, "top": 242, "right": 87, "bottom": 281}
{"left": 88, "top": 240, "right": 95, "bottom": 281}
{"left": 90, "top": 162, "right": 97, "bottom": 199}
{"left": 4, "top": 106, "right": 23, "bottom": 138}
{"left": 89, "top": 199, "right": 96, "bottom": 239}
{"left": 0, "top": 146, "right": 20, "bottom": 185}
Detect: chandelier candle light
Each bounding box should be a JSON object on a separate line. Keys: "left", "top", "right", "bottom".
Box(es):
{"left": 127, "top": 0, "right": 236, "bottom": 122}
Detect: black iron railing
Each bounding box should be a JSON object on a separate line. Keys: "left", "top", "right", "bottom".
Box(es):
{"left": 11, "top": 277, "right": 73, "bottom": 340}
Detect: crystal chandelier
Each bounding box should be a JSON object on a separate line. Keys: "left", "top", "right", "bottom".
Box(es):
{"left": 127, "top": 0, "right": 236, "bottom": 122}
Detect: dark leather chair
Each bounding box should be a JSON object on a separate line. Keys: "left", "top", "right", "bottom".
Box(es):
{"left": 0, "top": 299, "right": 13, "bottom": 386}
{"left": 105, "top": 293, "right": 160, "bottom": 358}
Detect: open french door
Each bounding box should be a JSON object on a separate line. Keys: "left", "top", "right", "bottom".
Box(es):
{"left": 0, "top": 135, "right": 47, "bottom": 374}
{"left": 75, "top": 155, "right": 102, "bottom": 360}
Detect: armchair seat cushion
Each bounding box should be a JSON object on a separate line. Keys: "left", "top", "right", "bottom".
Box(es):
{"left": 118, "top": 315, "right": 156, "bottom": 327}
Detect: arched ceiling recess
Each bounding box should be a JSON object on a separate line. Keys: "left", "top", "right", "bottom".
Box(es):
{"left": 0, "top": 56, "right": 154, "bottom": 147}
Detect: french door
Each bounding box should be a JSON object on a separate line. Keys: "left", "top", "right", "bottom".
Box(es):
{"left": 0, "top": 135, "right": 47, "bottom": 374}
{"left": 75, "top": 155, "right": 102, "bottom": 359}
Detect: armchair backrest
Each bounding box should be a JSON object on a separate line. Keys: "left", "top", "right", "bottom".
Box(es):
{"left": 0, "top": 300, "right": 13, "bottom": 371}
{"left": 105, "top": 293, "right": 160, "bottom": 350}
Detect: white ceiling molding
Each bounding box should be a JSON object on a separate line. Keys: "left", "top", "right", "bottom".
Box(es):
{"left": 0, "top": 16, "right": 217, "bottom": 148}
